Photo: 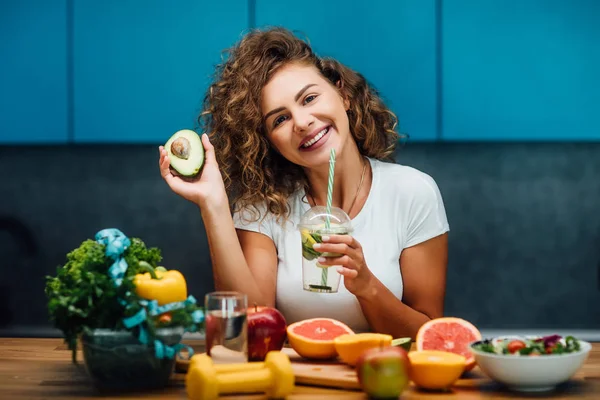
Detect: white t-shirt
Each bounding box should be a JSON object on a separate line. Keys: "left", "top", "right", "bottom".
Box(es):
{"left": 233, "top": 157, "right": 449, "bottom": 332}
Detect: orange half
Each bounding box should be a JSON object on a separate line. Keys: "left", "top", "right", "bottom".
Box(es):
{"left": 408, "top": 350, "right": 466, "bottom": 389}
{"left": 333, "top": 333, "right": 393, "bottom": 366}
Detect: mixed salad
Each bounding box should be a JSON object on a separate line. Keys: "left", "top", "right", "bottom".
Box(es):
{"left": 472, "top": 335, "right": 581, "bottom": 356}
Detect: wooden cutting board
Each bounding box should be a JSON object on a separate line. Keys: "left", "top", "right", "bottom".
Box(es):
{"left": 281, "top": 347, "right": 361, "bottom": 390}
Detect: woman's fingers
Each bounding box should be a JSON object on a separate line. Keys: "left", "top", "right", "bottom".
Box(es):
{"left": 313, "top": 234, "right": 366, "bottom": 279}
{"left": 319, "top": 234, "right": 360, "bottom": 248}
{"left": 158, "top": 147, "right": 185, "bottom": 191}
{"left": 336, "top": 266, "right": 358, "bottom": 278}
{"left": 202, "top": 133, "right": 217, "bottom": 165}
{"left": 313, "top": 236, "right": 362, "bottom": 268}
{"left": 313, "top": 242, "right": 352, "bottom": 255}
{"left": 159, "top": 147, "right": 172, "bottom": 178}
{"left": 316, "top": 254, "right": 355, "bottom": 269}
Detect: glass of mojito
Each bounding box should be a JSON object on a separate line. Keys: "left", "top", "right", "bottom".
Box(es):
{"left": 298, "top": 205, "right": 353, "bottom": 293}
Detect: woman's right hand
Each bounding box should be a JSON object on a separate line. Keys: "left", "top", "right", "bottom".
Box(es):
{"left": 159, "top": 133, "right": 228, "bottom": 209}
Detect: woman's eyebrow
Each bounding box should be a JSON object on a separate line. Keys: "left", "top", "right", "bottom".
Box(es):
{"left": 263, "top": 83, "right": 318, "bottom": 121}
{"left": 294, "top": 83, "right": 317, "bottom": 102}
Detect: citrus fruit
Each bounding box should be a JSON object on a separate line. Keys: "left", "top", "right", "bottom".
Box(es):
{"left": 392, "top": 337, "right": 412, "bottom": 351}
{"left": 408, "top": 350, "right": 466, "bottom": 390}
{"left": 333, "top": 333, "right": 393, "bottom": 366}
{"left": 415, "top": 317, "right": 482, "bottom": 371}
{"left": 287, "top": 318, "right": 354, "bottom": 359}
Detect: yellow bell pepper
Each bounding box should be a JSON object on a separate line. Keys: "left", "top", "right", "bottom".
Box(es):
{"left": 134, "top": 261, "right": 187, "bottom": 305}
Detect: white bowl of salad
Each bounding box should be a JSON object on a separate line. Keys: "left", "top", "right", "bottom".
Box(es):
{"left": 469, "top": 335, "right": 591, "bottom": 392}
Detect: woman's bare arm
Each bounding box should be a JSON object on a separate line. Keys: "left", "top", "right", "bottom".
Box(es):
{"left": 201, "top": 202, "right": 278, "bottom": 306}
{"left": 356, "top": 233, "right": 448, "bottom": 338}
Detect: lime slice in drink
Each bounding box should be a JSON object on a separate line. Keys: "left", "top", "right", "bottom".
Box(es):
{"left": 301, "top": 229, "right": 317, "bottom": 245}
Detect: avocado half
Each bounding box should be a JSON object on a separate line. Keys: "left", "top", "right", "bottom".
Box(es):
{"left": 165, "top": 129, "right": 205, "bottom": 177}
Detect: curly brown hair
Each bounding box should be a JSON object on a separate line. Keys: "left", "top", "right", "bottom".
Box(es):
{"left": 198, "top": 27, "right": 402, "bottom": 221}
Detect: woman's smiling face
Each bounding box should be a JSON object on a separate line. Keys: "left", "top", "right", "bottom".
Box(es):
{"left": 261, "top": 63, "right": 351, "bottom": 168}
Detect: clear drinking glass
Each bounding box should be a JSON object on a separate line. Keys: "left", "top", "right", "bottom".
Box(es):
{"left": 204, "top": 291, "right": 248, "bottom": 363}
{"left": 298, "top": 205, "right": 353, "bottom": 293}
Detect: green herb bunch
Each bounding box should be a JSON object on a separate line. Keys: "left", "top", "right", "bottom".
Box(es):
{"left": 45, "top": 237, "right": 202, "bottom": 362}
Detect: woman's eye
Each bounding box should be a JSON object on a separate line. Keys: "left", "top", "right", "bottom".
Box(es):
{"left": 303, "top": 95, "right": 317, "bottom": 104}
{"left": 273, "top": 115, "right": 288, "bottom": 127}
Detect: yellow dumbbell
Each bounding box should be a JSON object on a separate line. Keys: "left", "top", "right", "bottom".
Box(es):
{"left": 186, "top": 351, "right": 294, "bottom": 400}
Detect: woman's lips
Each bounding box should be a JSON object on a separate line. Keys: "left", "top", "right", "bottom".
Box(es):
{"left": 299, "top": 127, "right": 330, "bottom": 152}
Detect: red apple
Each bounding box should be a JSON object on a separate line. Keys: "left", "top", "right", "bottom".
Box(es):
{"left": 204, "top": 313, "right": 222, "bottom": 357}
{"left": 247, "top": 305, "right": 287, "bottom": 361}
{"left": 356, "top": 346, "right": 411, "bottom": 399}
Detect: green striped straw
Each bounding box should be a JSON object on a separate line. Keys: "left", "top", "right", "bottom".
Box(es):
{"left": 322, "top": 148, "right": 336, "bottom": 288}
{"left": 325, "top": 148, "right": 336, "bottom": 229}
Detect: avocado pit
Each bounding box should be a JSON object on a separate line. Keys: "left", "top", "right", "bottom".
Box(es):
{"left": 171, "top": 137, "right": 190, "bottom": 160}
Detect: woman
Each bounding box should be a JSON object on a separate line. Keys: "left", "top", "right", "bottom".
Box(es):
{"left": 159, "top": 27, "right": 449, "bottom": 339}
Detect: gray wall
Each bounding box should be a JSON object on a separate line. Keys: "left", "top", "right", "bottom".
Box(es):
{"left": 1, "top": 142, "right": 600, "bottom": 336}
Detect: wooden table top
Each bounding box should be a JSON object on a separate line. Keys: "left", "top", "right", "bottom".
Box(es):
{"left": 1, "top": 337, "right": 600, "bottom": 399}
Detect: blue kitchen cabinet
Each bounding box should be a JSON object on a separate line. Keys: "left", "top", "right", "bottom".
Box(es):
{"left": 0, "top": 1, "right": 68, "bottom": 144}
{"left": 73, "top": 2, "right": 248, "bottom": 143}
{"left": 255, "top": 0, "right": 438, "bottom": 141}
{"left": 442, "top": 0, "right": 600, "bottom": 141}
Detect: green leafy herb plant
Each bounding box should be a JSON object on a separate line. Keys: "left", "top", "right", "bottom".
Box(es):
{"left": 45, "top": 237, "right": 202, "bottom": 362}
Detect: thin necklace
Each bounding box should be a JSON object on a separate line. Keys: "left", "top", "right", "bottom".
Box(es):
{"left": 308, "top": 157, "right": 368, "bottom": 216}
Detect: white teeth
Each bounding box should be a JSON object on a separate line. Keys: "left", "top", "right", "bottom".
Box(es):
{"left": 302, "top": 128, "right": 328, "bottom": 148}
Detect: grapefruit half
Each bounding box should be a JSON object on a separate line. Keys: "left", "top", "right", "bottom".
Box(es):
{"left": 287, "top": 318, "right": 354, "bottom": 359}
{"left": 415, "top": 317, "right": 481, "bottom": 371}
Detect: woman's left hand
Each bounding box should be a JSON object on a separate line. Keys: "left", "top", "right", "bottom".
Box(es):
{"left": 313, "top": 235, "right": 374, "bottom": 297}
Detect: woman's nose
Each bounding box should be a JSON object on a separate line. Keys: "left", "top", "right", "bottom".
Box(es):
{"left": 292, "top": 110, "right": 314, "bottom": 134}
